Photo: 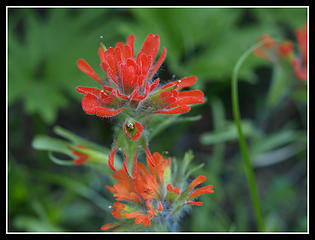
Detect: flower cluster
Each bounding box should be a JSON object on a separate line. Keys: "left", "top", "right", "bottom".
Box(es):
{"left": 77, "top": 33, "right": 205, "bottom": 177}
{"left": 101, "top": 152, "right": 213, "bottom": 231}
{"left": 253, "top": 24, "right": 307, "bottom": 81}
{"left": 76, "top": 33, "right": 204, "bottom": 124}
{"left": 76, "top": 33, "right": 212, "bottom": 232}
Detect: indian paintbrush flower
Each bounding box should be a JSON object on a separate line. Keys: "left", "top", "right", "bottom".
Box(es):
{"left": 292, "top": 23, "right": 307, "bottom": 81}
{"left": 76, "top": 33, "right": 204, "bottom": 119}
{"left": 101, "top": 152, "right": 214, "bottom": 231}
{"left": 76, "top": 33, "right": 205, "bottom": 176}
{"left": 254, "top": 23, "right": 308, "bottom": 81}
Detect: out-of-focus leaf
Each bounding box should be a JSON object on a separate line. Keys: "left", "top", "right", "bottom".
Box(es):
{"left": 32, "top": 170, "right": 112, "bottom": 212}
{"left": 291, "top": 87, "right": 307, "bottom": 104}
{"left": 32, "top": 135, "right": 73, "bottom": 155}
{"left": 255, "top": 8, "right": 307, "bottom": 30}
{"left": 14, "top": 216, "right": 63, "bottom": 232}
{"left": 267, "top": 63, "right": 294, "bottom": 107}
{"left": 253, "top": 142, "right": 305, "bottom": 167}
{"left": 200, "top": 120, "right": 258, "bottom": 145}
{"left": 148, "top": 114, "right": 202, "bottom": 141}
{"left": 8, "top": 8, "right": 124, "bottom": 123}
{"left": 53, "top": 126, "right": 109, "bottom": 154}
{"left": 251, "top": 128, "right": 300, "bottom": 155}
{"left": 60, "top": 201, "right": 94, "bottom": 225}
{"left": 32, "top": 126, "right": 111, "bottom": 167}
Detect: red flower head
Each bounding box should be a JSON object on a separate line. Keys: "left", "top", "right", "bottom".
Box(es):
{"left": 292, "top": 24, "right": 307, "bottom": 81}
{"left": 76, "top": 33, "right": 205, "bottom": 137}
{"left": 277, "top": 41, "right": 294, "bottom": 58}
{"left": 253, "top": 34, "right": 276, "bottom": 61}
{"left": 101, "top": 152, "right": 214, "bottom": 231}
{"left": 254, "top": 24, "right": 307, "bottom": 82}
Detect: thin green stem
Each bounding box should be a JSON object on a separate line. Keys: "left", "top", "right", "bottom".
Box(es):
{"left": 231, "top": 41, "right": 266, "bottom": 231}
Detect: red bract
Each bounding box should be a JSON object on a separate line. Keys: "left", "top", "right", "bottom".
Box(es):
{"left": 254, "top": 24, "right": 308, "bottom": 82}
{"left": 277, "top": 41, "right": 293, "bottom": 57}
{"left": 124, "top": 119, "right": 143, "bottom": 141}
{"left": 76, "top": 33, "right": 205, "bottom": 118}
{"left": 68, "top": 145, "right": 89, "bottom": 165}
{"left": 292, "top": 24, "right": 307, "bottom": 81}
{"left": 101, "top": 152, "right": 213, "bottom": 231}
{"left": 253, "top": 34, "right": 276, "bottom": 60}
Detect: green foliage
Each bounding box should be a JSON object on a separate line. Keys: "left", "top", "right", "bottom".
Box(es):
{"left": 32, "top": 126, "right": 112, "bottom": 168}
{"left": 8, "top": 8, "right": 124, "bottom": 124}
{"left": 8, "top": 7, "right": 307, "bottom": 232}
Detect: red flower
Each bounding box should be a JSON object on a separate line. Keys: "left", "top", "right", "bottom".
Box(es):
{"left": 253, "top": 34, "right": 276, "bottom": 60}
{"left": 76, "top": 34, "right": 205, "bottom": 118}
{"left": 68, "top": 145, "right": 89, "bottom": 165}
{"left": 123, "top": 119, "right": 143, "bottom": 141}
{"left": 254, "top": 24, "right": 308, "bottom": 81}
{"left": 277, "top": 41, "right": 293, "bottom": 57}
{"left": 101, "top": 152, "right": 213, "bottom": 231}
{"left": 292, "top": 24, "right": 307, "bottom": 81}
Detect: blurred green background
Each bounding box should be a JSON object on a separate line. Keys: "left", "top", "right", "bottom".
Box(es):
{"left": 8, "top": 7, "right": 307, "bottom": 232}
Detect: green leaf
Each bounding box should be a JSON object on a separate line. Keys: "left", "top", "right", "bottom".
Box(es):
{"left": 148, "top": 114, "right": 202, "bottom": 141}
{"left": 200, "top": 120, "right": 258, "bottom": 145}
{"left": 32, "top": 135, "right": 73, "bottom": 155}
{"left": 8, "top": 9, "right": 123, "bottom": 123}
{"left": 32, "top": 126, "right": 110, "bottom": 167}
{"left": 14, "top": 216, "right": 63, "bottom": 232}
{"left": 251, "top": 128, "right": 300, "bottom": 155}
{"left": 53, "top": 126, "right": 110, "bottom": 154}
{"left": 291, "top": 87, "right": 307, "bottom": 104}
{"left": 32, "top": 170, "right": 112, "bottom": 212}
{"left": 267, "top": 64, "right": 293, "bottom": 107}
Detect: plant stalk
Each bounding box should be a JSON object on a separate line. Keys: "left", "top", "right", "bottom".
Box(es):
{"left": 231, "top": 42, "right": 266, "bottom": 231}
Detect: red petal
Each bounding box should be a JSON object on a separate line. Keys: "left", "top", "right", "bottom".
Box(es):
{"left": 121, "top": 152, "right": 128, "bottom": 174}
{"left": 149, "top": 78, "right": 160, "bottom": 92}
{"left": 291, "top": 58, "right": 307, "bottom": 81}
{"left": 167, "top": 184, "right": 180, "bottom": 195}
{"left": 178, "top": 90, "right": 204, "bottom": 98}
{"left": 126, "top": 34, "right": 135, "bottom": 58}
{"left": 149, "top": 48, "right": 167, "bottom": 81}
{"left": 157, "top": 201, "right": 163, "bottom": 211}
{"left": 77, "top": 59, "right": 103, "bottom": 84}
{"left": 155, "top": 105, "right": 191, "bottom": 114}
{"left": 144, "top": 146, "right": 155, "bottom": 167}
{"left": 132, "top": 153, "right": 138, "bottom": 179}
{"left": 108, "top": 148, "right": 117, "bottom": 172}
{"left": 167, "top": 96, "right": 205, "bottom": 108}
{"left": 139, "top": 33, "right": 160, "bottom": 63}
{"left": 73, "top": 155, "right": 88, "bottom": 165}
{"left": 188, "top": 185, "right": 214, "bottom": 200}
{"left": 187, "top": 176, "right": 207, "bottom": 190}
{"left": 125, "top": 211, "right": 142, "bottom": 219}
{"left": 185, "top": 201, "right": 203, "bottom": 206}
{"left": 76, "top": 86, "right": 101, "bottom": 96}
{"left": 116, "top": 89, "right": 129, "bottom": 100}
{"left": 176, "top": 76, "right": 197, "bottom": 89}
{"left": 95, "top": 107, "right": 123, "bottom": 117}
{"left": 81, "top": 94, "right": 102, "bottom": 114}
{"left": 100, "top": 223, "right": 119, "bottom": 231}
{"left": 277, "top": 41, "right": 293, "bottom": 57}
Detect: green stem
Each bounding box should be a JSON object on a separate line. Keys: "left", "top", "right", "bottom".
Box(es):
{"left": 231, "top": 41, "right": 266, "bottom": 231}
